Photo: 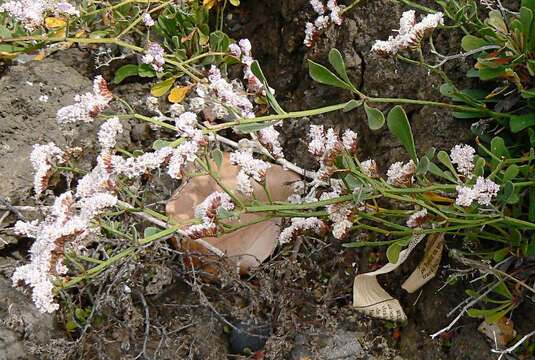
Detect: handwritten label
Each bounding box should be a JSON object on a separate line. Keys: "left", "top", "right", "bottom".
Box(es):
{"left": 402, "top": 233, "right": 444, "bottom": 293}
{"left": 353, "top": 234, "right": 427, "bottom": 321}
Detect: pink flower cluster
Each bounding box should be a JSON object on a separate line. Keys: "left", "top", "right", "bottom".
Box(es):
{"left": 206, "top": 65, "right": 255, "bottom": 118}
{"left": 308, "top": 125, "right": 358, "bottom": 180}
{"left": 371, "top": 10, "right": 444, "bottom": 55}
{"left": 304, "top": 0, "right": 344, "bottom": 47}
{"left": 386, "top": 160, "right": 416, "bottom": 186}
{"left": 450, "top": 144, "right": 475, "bottom": 177}
{"left": 360, "top": 159, "right": 379, "bottom": 178}
{"left": 13, "top": 189, "right": 117, "bottom": 313}
{"left": 30, "top": 143, "right": 66, "bottom": 196}
{"left": 279, "top": 217, "right": 327, "bottom": 244}
{"left": 406, "top": 208, "right": 428, "bottom": 228}
{"left": 456, "top": 177, "right": 500, "bottom": 207}
{"left": 0, "top": 0, "right": 79, "bottom": 31}
{"left": 228, "top": 39, "right": 267, "bottom": 95}
{"left": 141, "top": 42, "right": 165, "bottom": 72}
{"left": 184, "top": 192, "right": 235, "bottom": 239}
{"left": 57, "top": 76, "right": 113, "bottom": 124}
{"left": 320, "top": 185, "right": 353, "bottom": 239}
{"left": 230, "top": 149, "right": 271, "bottom": 196}
{"left": 258, "top": 125, "right": 284, "bottom": 159}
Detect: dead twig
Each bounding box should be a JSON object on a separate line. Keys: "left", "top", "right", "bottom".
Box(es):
{"left": 430, "top": 282, "right": 499, "bottom": 339}
{"left": 491, "top": 329, "right": 535, "bottom": 360}
{"left": 135, "top": 290, "right": 151, "bottom": 360}
{"left": 0, "top": 197, "right": 26, "bottom": 221}
{"left": 451, "top": 250, "right": 535, "bottom": 295}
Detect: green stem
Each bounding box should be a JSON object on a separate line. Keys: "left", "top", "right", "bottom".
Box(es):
{"left": 83, "top": 0, "right": 163, "bottom": 16}
{"left": 116, "top": 0, "right": 174, "bottom": 39}
{"left": 197, "top": 157, "right": 244, "bottom": 209}
{"left": 342, "top": 0, "right": 364, "bottom": 14}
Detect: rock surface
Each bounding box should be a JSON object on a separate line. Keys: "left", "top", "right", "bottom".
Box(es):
{"left": 0, "top": 58, "right": 93, "bottom": 201}
{"left": 0, "top": 277, "right": 61, "bottom": 360}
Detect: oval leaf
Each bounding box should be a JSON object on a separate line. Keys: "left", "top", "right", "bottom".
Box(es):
{"left": 509, "top": 113, "right": 535, "bottom": 133}
{"left": 113, "top": 64, "right": 139, "bottom": 84}
{"left": 461, "top": 35, "right": 488, "bottom": 51}
{"left": 328, "top": 48, "right": 351, "bottom": 83}
{"left": 386, "top": 105, "right": 418, "bottom": 162}
{"left": 168, "top": 85, "right": 191, "bottom": 103}
{"left": 308, "top": 60, "right": 351, "bottom": 90}
{"left": 151, "top": 77, "right": 175, "bottom": 97}
{"left": 386, "top": 242, "right": 402, "bottom": 264}
{"left": 363, "top": 103, "right": 385, "bottom": 130}
{"left": 343, "top": 99, "right": 363, "bottom": 112}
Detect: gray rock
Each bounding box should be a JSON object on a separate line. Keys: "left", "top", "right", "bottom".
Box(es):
{"left": 0, "top": 277, "right": 61, "bottom": 359}
{"left": 0, "top": 58, "right": 94, "bottom": 201}
{"left": 318, "top": 330, "right": 368, "bottom": 360}
{"left": 0, "top": 328, "right": 24, "bottom": 360}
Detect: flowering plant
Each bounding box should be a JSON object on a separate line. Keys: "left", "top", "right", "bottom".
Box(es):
{"left": 1, "top": 1, "right": 535, "bottom": 357}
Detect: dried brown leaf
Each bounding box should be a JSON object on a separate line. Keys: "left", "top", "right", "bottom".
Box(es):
{"left": 166, "top": 153, "right": 300, "bottom": 273}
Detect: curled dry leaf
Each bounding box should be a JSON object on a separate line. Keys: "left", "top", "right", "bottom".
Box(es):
{"left": 401, "top": 233, "right": 444, "bottom": 293}
{"left": 45, "top": 17, "right": 66, "bottom": 29}
{"left": 478, "top": 317, "right": 517, "bottom": 348}
{"left": 353, "top": 233, "right": 444, "bottom": 321}
{"left": 168, "top": 85, "right": 192, "bottom": 103}
{"left": 166, "top": 153, "right": 300, "bottom": 273}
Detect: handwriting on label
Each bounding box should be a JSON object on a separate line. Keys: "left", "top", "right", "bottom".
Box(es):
{"left": 402, "top": 233, "right": 444, "bottom": 293}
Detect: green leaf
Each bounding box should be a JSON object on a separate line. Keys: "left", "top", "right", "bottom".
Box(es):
{"left": 461, "top": 35, "right": 488, "bottom": 51}
{"left": 465, "top": 289, "right": 481, "bottom": 298}
{"left": 328, "top": 48, "right": 351, "bottom": 83}
{"left": 363, "top": 103, "right": 385, "bottom": 130}
{"left": 144, "top": 227, "right": 161, "bottom": 238}
{"left": 229, "top": 0, "right": 240, "bottom": 5}
{"left": 343, "top": 239, "right": 399, "bottom": 248}
{"left": 342, "top": 154, "right": 358, "bottom": 173}
{"left": 352, "top": 186, "right": 373, "bottom": 204}
{"left": 523, "top": 0, "right": 535, "bottom": 12}
{"left": 437, "top": 150, "right": 457, "bottom": 176}
{"left": 66, "top": 320, "right": 78, "bottom": 332}
{"left": 308, "top": 60, "right": 352, "bottom": 90}
{"left": 520, "top": 7, "right": 534, "bottom": 49}
{"left": 428, "top": 162, "right": 450, "bottom": 181}
{"left": 494, "top": 281, "right": 513, "bottom": 299}
{"left": 113, "top": 64, "right": 139, "bottom": 84}
{"left": 386, "top": 242, "right": 402, "bottom": 264}
{"left": 467, "top": 303, "right": 510, "bottom": 319}
{"left": 528, "top": 60, "right": 535, "bottom": 76}
{"left": 485, "top": 305, "right": 514, "bottom": 324}
{"left": 473, "top": 157, "right": 486, "bottom": 178}
{"left": 387, "top": 106, "right": 418, "bottom": 162}
{"left": 415, "top": 156, "right": 430, "bottom": 176}
{"left": 138, "top": 64, "right": 156, "bottom": 77}
{"left": 343, "top": 99, "right": 363, "bottom": 112}
{"left": 487, "top": 10, "right": 508, "bottom": 33}
{"left": 344, "top": 173, "right": 362, "bottom": 190}
{"left": 212, "top": 149, "right": 223, "bottom": 168}
{"left": 151, "top": 77, "right": 175, "bottom": 97}
{"left": 234, "top": 121, "right": 278, "bottom": 133}
{"left": 452, "top": 111, "right": 485, "bottom": 119}
{"left": 529, "top": 187, "right": 535, "bottom": 222}
{"left": 502, "top": 164, "right": 519, "bottom": 182}
{"left": 478, "top": 67, "right": 506, "bottom": 80}
{"left": 509, "top": 113, "right": 535, "bottom": 133}
{"left": 250, "top": 60, "right": 286, "bottom": 115}
{"left": 217, "top": 207, "right": 234, "bottom": 219}
{"left": 425, "top": 147, "right": 436, "bottom": 160}
{"left": 501, "top": 181, "right": 515, "bottom": 204}
{"left": 525, "top": 235, "right": 535, "bottom": 255}
{"left": 152, "top": 139, "right": 173, "bottom": 150}
{"left": 493, "top": 247, "right": 509, "bottom": 262}
{"left": 490, "top": 136, "right": 511, "bottom": 159}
